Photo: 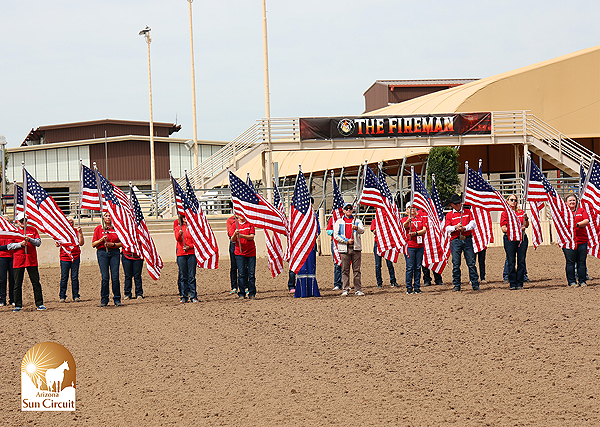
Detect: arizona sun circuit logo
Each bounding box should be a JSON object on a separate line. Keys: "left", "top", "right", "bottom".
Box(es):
{"left": 21, "top": 342, "right": 76, "bottom": 411}
{"left": 337, "top": 118, "right": 355, "bottom": 137}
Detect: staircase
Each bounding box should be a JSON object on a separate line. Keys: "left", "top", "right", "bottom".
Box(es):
{"left": 156, "top": 111, "right": 598, "bottom": 217}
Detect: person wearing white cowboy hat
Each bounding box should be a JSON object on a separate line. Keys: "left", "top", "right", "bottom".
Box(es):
{"left": 11, "top": 212, "right": 46, "bottom": 311}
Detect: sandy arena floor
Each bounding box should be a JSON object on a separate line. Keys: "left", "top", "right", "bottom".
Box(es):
{"left": 1, "top": 245, "right": 599, "bottom": 426}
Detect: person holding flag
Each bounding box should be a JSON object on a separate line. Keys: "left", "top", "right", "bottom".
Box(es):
{"left": 174, "top": 215, "right": 199, "bottom": 303}
{"left": 230, "top": 213, "right": 257, "bottom": 299}
{"left": 92, "top": 212, "right": 123, "bottom": 307}
{"left": 57, "top": 217, "right": 85, "bottom": 303}
{"left": 371, "top": 215, "right": 399, "bottom": 289}
{"left": 501, "top": 195, "right": 529, "bottom": 290}
{"left": 334, "top": 202, "right": 365, "bottom": 296}
{"left": 226, "top": 204, "right": 239, "bottom": 295}
{"left": 402, "top": 202, "right": 427, "bottom": 294}
{"left": 326, "top": 215, "right": 343, "bottom": 290}
{"left": 443, "top": 194, "right": 480, "bottom": 291}
{"left": 565, "top": 194, "right": 589, "bottom": 286}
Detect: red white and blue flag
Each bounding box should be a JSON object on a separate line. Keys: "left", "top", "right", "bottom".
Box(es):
{"left": 411, "top": 169, "right": 447, "bottom": 269}
{"left": 330, "top": 171, "right": 344, "bottom": 266}
{"left": 229, "top": 171, "right": 287, "bottom": 235}
{"left": 525, "top": 157, "right": 574, "bottom": 249}
{"left": 578, "top": 161, "right": 600, "bottom": 257}
{"left": 463, "top": 164, "right": 523, "bottom": 242}
{"left": 23, "top": 169, "right": 79, "bottom": 249}
{"left": 80, "top": 164, "right": 101, "bottom": 211}
{"left": 471, "top": 163, "right": 494, "bottom": 253}
{"left": 288, "top": 169, "right": 318, "bottom": 273}
{"left": 360, "top": 165, "right": 405, "bottom": 257}
{"left": 130, "top": 186, "right": 164, "bottom": 280}
{"left": 172, "top": 175, "right": 219, "bottom": 268}
{"left": 0, "top": 215, "right": 25, "bottom": 239}
{"left": 263, "top": 178, "right": 286, "bottom": 277}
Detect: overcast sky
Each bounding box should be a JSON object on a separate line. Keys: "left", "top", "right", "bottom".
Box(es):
{"left": 1, "top": 0, "right": 598, "bottom": 148}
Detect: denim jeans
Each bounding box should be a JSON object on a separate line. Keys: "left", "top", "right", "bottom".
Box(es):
{"left": 97, "top": 249, "right": 121, "bottom": 305}
{"left": 236, "top": 255, "right": 256, "bottom": 297}
{"left": 287, "top": 269, "right": 296, "bottom": 290}
{"left": 374, "top": 242, "right": 397, "bottom": 286}
{"left": 405, "top": 246, "right": 424, "bottom": 290}
{"left": 122, "top": 254, "right": 144, "bottom": 297}
{"left": 229, "top": 241, "right": 238, "bottom": 290}
{"left": 422, "top": 266, "right": 443, "bottom": 285}
{"left": 332, "top": 241, "right": 342, "bottom": 288}
{"left": 563, "top": 243, "right": 587, "bottom": 285}
{"left": 503, "top": 258, "right": 528, "bottom": 280}
{"left": 503, "top": 234, "right": 528, "bottom": 288}
{"left": 0, "top": 256, "right": 14, "bottom": 304}
{"left": 476, "top": 249, "right": 486, "bottom": 280}
{"left": 450, "top": 235, "right": 479, "bottom": 287}
{"left": 177, "top": 254, "right": 197, "bottom": 301}
{"left": 60, "top": 257, "right": 80, "bottom": 300}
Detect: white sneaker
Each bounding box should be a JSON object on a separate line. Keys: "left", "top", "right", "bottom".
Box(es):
{"left": 355, "top": 291, "right": 365, "bottom": 296}
{"left": 341, "top": 290, "right": 349, "bottom": 296}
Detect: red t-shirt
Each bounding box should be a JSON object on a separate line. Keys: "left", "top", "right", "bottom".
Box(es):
{"left": 233, "top": 221, "right": 256, "bottom": 257}
{"left": 12, "top": 226, "right": 40, "bottom": 268}
{"left": 444, "top": 208, "right": 474, "bottom": 240}
{"left": 327, "top": 217, "right": 335, "bottom": 241}
{"left": 59, "top": 226, "right": 82, "bottom": 261}
{"left": 403, "top": 215, "right": 428, "bottom": 248}
{"left": 93, "top": 225, "right": 120, "bottom": 251}
{"left": 0, "top": 237, "right": 16, "bottom": 258}
{"left": 499, "top": 208, "right": 526, "bottom": 241}
{"left": 574, "top": 207, "right": 589, "bottom": 246}
{"left": 226, "top": 216, "right": 237, "bottom": 238}
{"left": 174, "top": 220, "right": 195, "bottom": 256}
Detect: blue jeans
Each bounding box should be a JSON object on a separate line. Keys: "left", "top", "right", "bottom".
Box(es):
{"left": 563, "top": 243, "right": 587, "bottom": 285}
{"left": 177, "top": 254, "right": 197, "bottom": 301}
{"left": 450, "top": 236, "right": 479, "bottom": 288}
{"left": 236, "top": 255, "right": 256, "bottom": 298}
{"left": 0, "top": 256, "right": 14, "bottom": 304}
{"left": 374, "top": 242, "right": 397, "bottom": 286}
{"left": 122, "top": 254, "right": 144, "bottom": 297}
{"left": 405, "top": 246, "right": 424, "bottom": 290}
{"left": 229, "top": 242, "right": 238, "bottom": 290}
{"left": 287, "top": 269, "right": 296, "bottom": 290}
{"left": 503, "top": 258, "right": 528, "bottom": 280}
{"left": 503, "top": 234, "right": 528, "bottom": 288}
{"left": 60, "top": 257, "right": 80, "bottom": 300}
{"left": 97, "top": 249, "right": 121, "bottom": 304}
{"left": 332, "top": 241, "right": 342, "bottom": 288}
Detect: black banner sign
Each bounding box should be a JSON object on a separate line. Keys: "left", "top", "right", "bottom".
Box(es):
{"left": 299, "top": 113, "right": 491, "bottom": 141}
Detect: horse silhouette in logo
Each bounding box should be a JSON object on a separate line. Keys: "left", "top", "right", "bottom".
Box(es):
{"left": 45, "top": 361, "right": 69, "bottom": 392}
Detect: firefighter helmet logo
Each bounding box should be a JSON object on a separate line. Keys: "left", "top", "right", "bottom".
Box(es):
{"left": 337, "top": 119, "right": 355, "bottom": 137}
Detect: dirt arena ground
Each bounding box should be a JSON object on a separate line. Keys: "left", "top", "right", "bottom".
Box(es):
{"left": 1, "top": 244, "right": 599, "bottom": 426}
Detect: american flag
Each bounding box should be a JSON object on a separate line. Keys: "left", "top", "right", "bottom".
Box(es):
{"left": 427, "top": 175, "right": 449, "bottom": 274}
{"left": 183, "top": 172, "right": 219, "bottom": 269}
{"left": 229, "top": 171, "right": 287, "bottom": 235}
{"left": 273, "top": 177, "right": 290, "bottom": 261}
{"left": 360, "top": 165, "right": 405, "bottom": 256}
{"left": 578, "top": 160, "right": 600, "bottom": 257}
{"left": 463, "top": 165, "right": 523, "bottom": 242}
{"left": 172, "top": 176, "right": 219, "bottom": 268}
{"left": 288, "top": 169, "right": 318, "bottom": 273}
{"left": 130, "top": 186, "right": 164, "bottom": 280}
{"left": 0, "top": 215, "right": 25, "bottom": 239}
{"left": 80, "top": 164, "right": 101, "bottom": 211}
{"left": 14, "top": 184, "right": 38, "bottom": 227}
{"left": 411, "top": 169, "right": 447, "bottom": 267}
{"left": 377, "top": 167, "right": 403, "bottom": 261}
{"left": 525, "top": 158, "right": 574, "bottom": 249}
{"left": 471, "top": 163, "right": 494, "bottom": 253}
{"left": 97, "top": 172, "right": 143, "bottom": 258}
{"left": 330, "top": 171, "right": 344, "bottom": 266}
{"left": 23, "top": 169, "right": 78, "bottom": 248}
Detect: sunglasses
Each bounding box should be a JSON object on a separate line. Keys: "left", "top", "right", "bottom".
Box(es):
{"left": 508, "top": 198, "right": 517, "bottom": 202}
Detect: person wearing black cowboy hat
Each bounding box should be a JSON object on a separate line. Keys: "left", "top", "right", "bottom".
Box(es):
{"left": 443, "top": 194, "right": 480, "bottom": 291}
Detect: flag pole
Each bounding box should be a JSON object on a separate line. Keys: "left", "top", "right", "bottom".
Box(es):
{"left": 226, "top": 168, "right": 242, "bottom": 252}
{"left": 12, "top": 180, "right": 16, "bottom": 223}
{"left": 93, "top": 162, "right": 108, "bottom": 252}
{"left": 78, "top": 159, "right": 83, "bottom": 228}
{"left": 578, "top": 158, "right": 594, "bottom": 212}
{"left": 21, "top": 162, "right": 28, "bottom": 254}
{"left": 460, "top": 161, "right": 469, "bottom": 240}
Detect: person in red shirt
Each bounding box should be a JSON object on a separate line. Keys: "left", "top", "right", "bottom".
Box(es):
{"left": 226, "top": 213, "right": 239, "bottom": 295}
{"left": 443, "top": 194, "right": 480, "bottom": 291}
{"left": 326, "top": 216, "right": 343, "bottom": 290}
{"left": 57, "top": 217, "right": 85, "bottom": 302}
{"left": 402, "top": 202, "right": 427, "bottom": 294}
{"left": 500, "top": 195, "right": 529, "bottom": 290}
{"left": 92, "top": 212, "right": 123, "bottom": 307}
{"left": 0, "top": 227, "right": 16, "bottom": 307}
{"left": 230, "top": 214, "right": 256, "bottom": 299}
{"left": 174, "top": 215, "right": 198, "bottom": 303}
{"left": 11, "top": 212, "right": 45, "bottom": 311}
{"left": 564, "top": 194, "right": 590, "bottom": 286}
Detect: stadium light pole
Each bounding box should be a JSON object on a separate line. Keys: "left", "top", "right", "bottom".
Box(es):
{"left": 139, "top": 26, "right": 156, "bottom": 195}
{"left": 262, "top": 0, "right": 273, "bottom": 201}
{"left": 0, "top": 134, "right": 5, "bottom": 212}
{"left": 186, "top": 0, "right": 200, "bottom": 187}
